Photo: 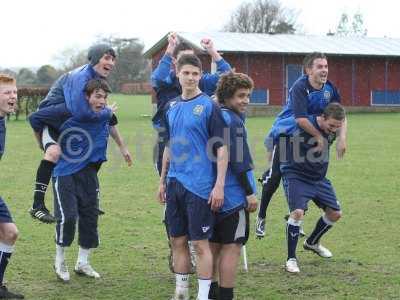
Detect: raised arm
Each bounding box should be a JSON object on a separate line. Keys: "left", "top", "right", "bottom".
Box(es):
{"left": 63, "top": 71, "right": 111, "bottom": 122}
{"left": 151, "top": 32, "right": 178, "bottom": 89}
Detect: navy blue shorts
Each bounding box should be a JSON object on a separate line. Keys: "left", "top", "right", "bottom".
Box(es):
{"left": 0, "top": 197, "right": 13, "bottom": 223}
{"left": 166, "top": 178, "right": 215, "bottom": 241}
{"left": 282, "top": 177, "right": 341, "bottom": 212}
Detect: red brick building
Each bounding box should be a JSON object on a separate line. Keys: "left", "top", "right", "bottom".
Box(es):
{"left": 144, "top": 32, "right": 400, "bottom": 109}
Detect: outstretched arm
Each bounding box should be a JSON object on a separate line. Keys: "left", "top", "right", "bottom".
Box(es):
{"left": 109, "top": 125, "right": 132, "bottom": 166}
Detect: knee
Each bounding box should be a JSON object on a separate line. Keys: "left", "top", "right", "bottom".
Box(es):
{"left": 44, "top": 145, "right": 61, "bottom": 162}
{"left": 3, "top": 227, "right": 18, "bottom": 245}
{"left": 192, "top": 241, "right": 209, "bottom": 257}
{"left": 171, "top": 237, "right": 188, "bottom": 251}
{"left": 290, "top": 209, "right": 304, "bottom": 221}
{"left": 326, "top": 210, "right": 342, "bottom": 222}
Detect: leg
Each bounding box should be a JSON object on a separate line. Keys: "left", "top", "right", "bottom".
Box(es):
{"left": 208, "top": 242, "right": 221, "bottom": 300}
{"left": 170, "top": 236, "right": 190, "bottom": 299}
{"left": 30, "top": 127, "right": 59, "bottom": 223}
{"left": 0, "top": 222, "right": 23, "bottom": 299}
{"left": 256, "top": 144, "right": 281, "bottom": 238}
{"left": 165, "top": 179, "right": 190, "bottom": 300}
{"left": 191, "top": 239, "right": 213, "bottom": 300}
{"left": 218, "top": 244, "right": 242, "bottom": 300}
{"left": 75, "top": 166, "right": 101, "bottom": 278}
{"left": 53, "top": 176, "right": 78, "bottom": 282}
{"left": 304, "top": 179, "right": 342, "bottom": 258}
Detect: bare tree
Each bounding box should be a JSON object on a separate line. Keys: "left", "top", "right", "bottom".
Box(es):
{"left": 223, "top": 0, "right": 296, "bottom": 34}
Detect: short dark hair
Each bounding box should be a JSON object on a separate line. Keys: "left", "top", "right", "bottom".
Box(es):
{"left": 176, "top": 54, "right": 202, "bottom": 72}
{"left": 303, "top": 52, "right": 327, "bottom": 69}
{"left": 322, "top": 102, "right": 346, "bottom": 121}
{"left": 85, "top": 79, "right": 112, "bottom": 97}
{"left": 216, "top": 72, "right": 254, "bottom": 104}
{"left": 172, "top": 42, "right": 194, "bottom": 58}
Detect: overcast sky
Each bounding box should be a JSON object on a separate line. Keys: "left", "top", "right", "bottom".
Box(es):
{"left": 1, "top": 0, "right": 399, "bottom": 68}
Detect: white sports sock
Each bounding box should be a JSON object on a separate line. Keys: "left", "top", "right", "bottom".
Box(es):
{"left": 55, "top": 245, "right": 65, "bottom": 265}
{"left": 197, "top": 278, "right": 211, "bottom": 300}
{"left": 77, "top": 247, "right": 90, "bottom": 265}
{"left": 175, "top": 273, "right": 189, "bottom": 295}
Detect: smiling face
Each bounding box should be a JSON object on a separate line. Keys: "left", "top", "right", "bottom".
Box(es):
{"left": 93, "top": 53, "right": 115, "bottom": 78}
{"left": 0, "top": 83, "right": 17, "bottom": 117}
{"left": 320, "top": 116, "right": 343, "bottom": 134}
{"left": 86, "top": 88, "right": 107, "bottom": 113}
{"left": 306, "top": 58, "right": 328, "bottom": 89}
{"left": 225, "top": 88, "right": 251, "bottom": 114}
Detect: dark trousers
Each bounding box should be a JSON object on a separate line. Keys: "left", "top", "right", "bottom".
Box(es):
{"left": 53, "top": 165, "right": 100, "bottom": 249}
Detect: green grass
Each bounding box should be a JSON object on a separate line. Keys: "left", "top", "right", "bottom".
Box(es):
{"left": 0, "top": 95, "right": 399, "bottom": 299}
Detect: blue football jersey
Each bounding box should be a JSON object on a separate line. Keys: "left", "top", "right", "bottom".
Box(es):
{"left": 280, "top": 115, "right": 336, "bottom": 181}
{"left": 267, "top": 75, "right": 340, "bottom": 147}
{"left": 164, "top": 93, "right": 227, "bottom": 200}
{"left": 220, "top": 108, "right": 256, "bottom": 214}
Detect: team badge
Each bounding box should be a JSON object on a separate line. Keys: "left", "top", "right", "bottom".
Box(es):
{"left": 324, "top": 90, "right": 331, "bottom": 100}
{"left": 193, "top": 105, "right": 204, "bottom": 116}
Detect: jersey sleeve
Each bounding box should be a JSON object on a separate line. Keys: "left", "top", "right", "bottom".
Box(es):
{"left": 63, "top": 73, "right": 112, "bottom": 122}
{"left": 28, "top": 103, "right": 71, "bottom": 132}
{"left": 207, "top": 101, "right": 227, "bottom": 149}
{"left": 200, "top": 58, "right": 232, "bottom": 96}
{"left": 151, "top": 54, "right": 174, "bottom": 88}
{"left": 291, "top": 82, "right": 309, "bottom": 119}
{"left": 331, "top": 83, "right": 341, "bottom": 103}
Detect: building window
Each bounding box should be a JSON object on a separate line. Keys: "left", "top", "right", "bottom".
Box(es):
{"left": 250, "top": 89, "right": 269, "bottom": 105}
{"left": 371, "top": 90, "right": 400, "bottom": 106}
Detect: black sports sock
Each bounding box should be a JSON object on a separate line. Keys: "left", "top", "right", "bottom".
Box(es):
{"left": 0, "top": 251, "right": 11, "bottom": 285}
{"left": 307, "top": 216, "right": 333, "bottom": 245}
{"left": 208, "top": 281, "right": 219, "bottom": 299}
{"left": 219, "top": 287, "right": 233, "bottom": 300}
{"left": 286, "top": 219, "right": 300, "bottom": 260}
{"left": 33, "top": 160, "right": 56, "bottom": 209}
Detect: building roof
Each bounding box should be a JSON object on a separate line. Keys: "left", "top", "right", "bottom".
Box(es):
{"left": 144, "top": 31, "right": 400, "bottom": 58}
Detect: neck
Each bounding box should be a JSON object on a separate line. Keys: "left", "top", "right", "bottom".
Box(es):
{"left": 0, "top": 112, "right": 5, "bottom": 118}
{"left": 308, "top": 78, "right": 323, "bottom": 90}
{"left": 182, "top": 88, "right": 201, "bottom": 100}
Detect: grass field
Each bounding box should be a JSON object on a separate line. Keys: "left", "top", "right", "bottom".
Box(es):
{"left": 0, "top": 95, "right": 399, "bottom": 299}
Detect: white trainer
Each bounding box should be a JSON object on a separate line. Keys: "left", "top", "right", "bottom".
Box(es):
{"left": 285, "top": 258, "right": 300, "bottom": 273}
{"left": 303, "top": 240, "right": 332, "bottom": 258}
{"left": 54, "top": 261, "right": 70, "bottom": 282}
{"left": 74, "top": 263, "right": 101, "bottom": 278}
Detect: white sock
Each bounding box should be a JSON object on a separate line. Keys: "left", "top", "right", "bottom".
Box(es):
{"left": 175, "top": 273, "right": 189, "bottom": 295}
{"left": 55, "top": 245, "right": 65, "bottom": 265}
{"left": 77, "top": 247, "right": 90, "bottom": 265}
{"left": 197, "top": 278, "right": 211, "bottom": 300}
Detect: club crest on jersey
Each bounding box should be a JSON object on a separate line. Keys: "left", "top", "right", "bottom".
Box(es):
{"left": 324, "top": 90, "right": 331, "bottom": 100}
{"left": 193, "top": 105, "right": 204, "bottom": 116}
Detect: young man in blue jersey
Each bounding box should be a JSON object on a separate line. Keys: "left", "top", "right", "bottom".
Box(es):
{"left": 157, "top": 54, "right": 228, "bottom": 300}
{"left": 207, "top": 72, "right": 258, "bottom": 300}
{"left": 255, "top": 52, "right": 347, "bottom": 238}
{"left": 48, "top": 79, "right": 115, "bottom": 281}
{"left": 152, "top": 32, "right": 232, "bottom": 275}
{"left": 0, "top": 74, "right": 24, "bottom": 299}
{"left": 282, "top": 102, "right": 345, "bottom": 273}
{"left": 152, "top": 31, "right": 232, "bottom": 175}
{"left": 29, "top": 44, "right": 132, "bottom": 224}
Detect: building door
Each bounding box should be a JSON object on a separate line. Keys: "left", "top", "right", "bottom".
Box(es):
{"left": 286, "top": 64, "right": 303, "bottom": 99}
